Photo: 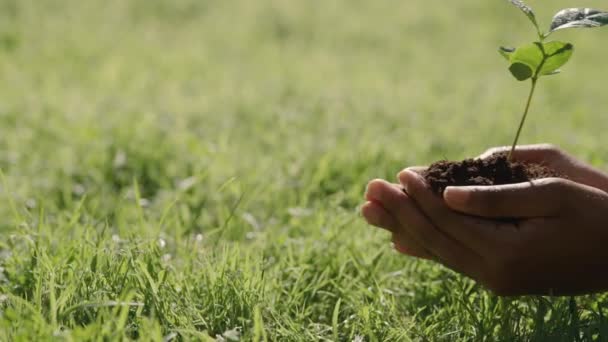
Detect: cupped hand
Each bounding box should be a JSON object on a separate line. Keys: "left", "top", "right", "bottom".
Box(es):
{"left": 362, "top": 145, "right": 608, "bottom": 295}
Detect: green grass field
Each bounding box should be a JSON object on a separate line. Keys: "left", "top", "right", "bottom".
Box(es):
{"left": 2, "top": 0, "right": 608, "bottom": 340}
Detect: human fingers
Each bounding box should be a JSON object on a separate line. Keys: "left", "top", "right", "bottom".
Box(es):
{"left": 391, "top": 235, "right": 432, "bottom": 259}
{"left": 364, "top": 180, "right": 433, "bottom": 258}
{"left": 361, "top": 201, "right": 398, "bottom": 232}
{"left": 442, "top": 178, "right": 582, "bottom": 218}
{"left": 371, "top": 177, "right": 482, "bottom": 277}
{"left": 399, "top": 169, "right": 505, "bottom": 254}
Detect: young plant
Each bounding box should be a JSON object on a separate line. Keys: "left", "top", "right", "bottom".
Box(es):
{"left": 501, "top": 1, "right": 608, "bottom": 160}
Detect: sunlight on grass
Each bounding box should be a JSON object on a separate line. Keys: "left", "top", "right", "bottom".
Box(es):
{"left": 1, "top": 0, "right": 608, "bottom": 340}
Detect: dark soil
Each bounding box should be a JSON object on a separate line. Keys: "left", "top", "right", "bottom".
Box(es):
{"left": 423, "top": 152, "right": 562, "bottom": 194}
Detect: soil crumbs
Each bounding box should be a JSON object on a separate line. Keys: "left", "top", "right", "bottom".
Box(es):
{"left": 423, "top": 152, "right": 562, "bottom": 194}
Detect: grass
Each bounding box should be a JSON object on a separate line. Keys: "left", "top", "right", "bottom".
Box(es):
{"left": 1, "top": 0, "right": 608, "bottom": 340}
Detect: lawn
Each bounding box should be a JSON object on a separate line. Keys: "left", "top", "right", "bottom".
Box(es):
{"left": 2, "top": 0, "right": 608, "bottom": 340}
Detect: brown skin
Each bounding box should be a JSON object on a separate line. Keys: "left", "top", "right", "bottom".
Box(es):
{"left": 362, "top": 144, "right": 608, "bottom": 296}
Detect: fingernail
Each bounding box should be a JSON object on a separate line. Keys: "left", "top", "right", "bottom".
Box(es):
{"left": 443, "top": 187, "right": 470, "bottom": 206}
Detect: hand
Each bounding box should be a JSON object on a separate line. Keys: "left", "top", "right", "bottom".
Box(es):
{"left": 362, "top": 145, "right": 608, "bottom": 295}
{"left": 362, "top": 180, "right": 434, "bottom": 259}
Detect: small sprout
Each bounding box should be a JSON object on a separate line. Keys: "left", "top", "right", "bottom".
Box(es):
{"left": 501, "top": 1, "right": 608, "bottom": 160}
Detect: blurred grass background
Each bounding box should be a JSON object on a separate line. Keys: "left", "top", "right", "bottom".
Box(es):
{"left": 1, "top": 0, "right": 608, "bottom": 340}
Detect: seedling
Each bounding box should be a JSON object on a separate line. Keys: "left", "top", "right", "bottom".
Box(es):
{"left": 501, "top": 1, "right": 608, "bottom": 160}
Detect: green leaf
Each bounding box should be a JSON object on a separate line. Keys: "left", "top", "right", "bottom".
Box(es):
{"left": 509, "top": 63, "right": 533, "bottom": 81}
{"left": 509, "top": 43, "right": 543, "bottom": 71}
{"left": 502, "top": 41, "right": 574, "bottom": 80}
{"left": 507, "top": 0, "right": 539, "bottom": 31}
{"left": 539, "top": 41, "right": 573, "bottom": 75}
{"left": 498, "top": 46, "right": 515, "bottom": 61}
{"left": 550, "top": 8, "right": 608, "bottom": 33}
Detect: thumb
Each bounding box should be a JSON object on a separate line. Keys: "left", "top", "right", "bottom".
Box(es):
{"left": 443, "top": 178, "right": 575, "bottom": 218}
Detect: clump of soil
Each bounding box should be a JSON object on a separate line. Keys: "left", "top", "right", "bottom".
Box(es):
{"left": 423, "top": 152, "right": 562, "bottom": 194}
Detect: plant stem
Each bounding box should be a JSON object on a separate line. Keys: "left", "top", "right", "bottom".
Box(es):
{"left": 508, "top": 78, "right": 538, "bottom": 161}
